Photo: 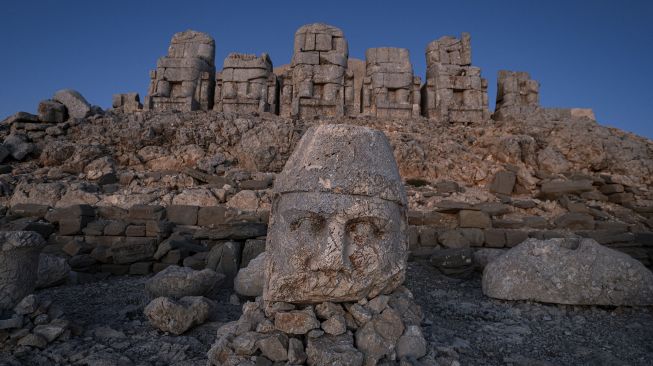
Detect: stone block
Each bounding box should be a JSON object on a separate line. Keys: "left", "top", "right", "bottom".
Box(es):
{"left": 458, "top": 210, "right": 491, "bottom": 228}
{"left": 128, "top": 205, "right": 165, "bottom": 221}
{"left": 418, "top": 227, "right": 438, "bottom": 247}
{"left": 129, "top": 262, "right": 153, "bottom": 275}
{"left": 10, "top": 203, "right": 50, "bottom": 218}
{"left": 197, "top": 206, "right": 230, "bottom": 227}
{"left": 554, "top": 213, "right": 595, "bottom": 230}
{"left": 460, "top": 228, "right": 485, "bottom": 247}
{"left": 167, "top": 205, "right": 199, "bottom": 226}
{"left": 125, "top": 225, "right": 146, "bottom": 237}
{"left": 103, "top": 220, "right": 126, "bottom": 236}
{"left": 206, "top": 241, "right": 243, "bottom": 288}
{"left": 489, "top": 171, "right": 516, "bottom": 195}
{"left": 484, "top": 229, "right": 506, "bottom": 248}
{"left": 37, "top": 100, "right": 67, "bottom": 123}
{"left": 100, "top": 264, "right": 129, "bottom": 275}
{"left": 111, "top": 237, "right": 157, "bottom": 264}
{"left": 58, "top": 217, "right": 91, "bottom": 236}
{"left": 241, "top": 239, "right": 266, "bottom": 268}
{"left": 505, "top": 230, "right": 529, "bottom": 247}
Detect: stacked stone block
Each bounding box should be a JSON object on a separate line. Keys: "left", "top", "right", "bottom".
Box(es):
{"left": 494, "top": 70, "right": 540, "bottom": 120}
{"left": 214, "top": 53, "right": 278, "bottom": 114}
{"left": 279, "top": 23, "right": 355, "bottom": 118}
{"left": 112, "top": 93, "right": 142, "bottom": 113}
{"left": 361, "top": 47, "right": 421, "bottom": 118}
{"left": 421, "top": 32, "right": 490, "bottom": 123}
{"left": 145, "top": 30, "right": 215, "bottom": 112}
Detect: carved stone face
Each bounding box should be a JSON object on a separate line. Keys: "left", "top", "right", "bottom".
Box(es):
{"left": 263, "top": 124, "right": 408, "bottom": 304}
{"left": 264, "top": 192, "right": 406, "bottom": 303}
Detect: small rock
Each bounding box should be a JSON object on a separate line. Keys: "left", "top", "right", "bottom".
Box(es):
{"left": 145, "top": 265, "right": 224, "bottom": 299}
{"left": 144, "top": 296, "right": 212, "bottom": 335}
{"left": 275, "top": 308, "right": 320, "bottom": 335}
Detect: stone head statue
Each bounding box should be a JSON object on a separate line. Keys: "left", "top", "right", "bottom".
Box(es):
{"left": 264, "top": 124, "right": 408, "bottom": 303}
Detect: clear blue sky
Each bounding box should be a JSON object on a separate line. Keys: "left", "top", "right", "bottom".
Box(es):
{"left": 1, "top": 0, "right": 651, "bottom": 138}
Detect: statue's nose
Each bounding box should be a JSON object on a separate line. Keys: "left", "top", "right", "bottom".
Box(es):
{"left": 308, "top": 217, "right": 351, "bottom": 271}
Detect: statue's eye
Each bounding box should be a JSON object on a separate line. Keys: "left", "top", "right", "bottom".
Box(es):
{"left": 290, "top": 215, "right": 325, "bottom": 232}
{"left": 346, "top": 219, "right": 384, "bottom": 245}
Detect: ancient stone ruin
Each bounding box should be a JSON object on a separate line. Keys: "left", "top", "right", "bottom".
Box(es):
{"left": 145, "top": 30, "right": 216, "bottom": 112}
{"left": 493, "top": 70, "right": 540, "bottom": 120}
{"left": 208, "top": 125, "right": 430, "bottom": 365}
{"left": 279, "top": 23, "right": 355, "bottom": 118}
{"left": 421, "top": 32, "right": 490, "bottom": 123}
{"left": 215, "top": 53, "right": 278, "bottom": 114}
{"left": 361, "top": 48, "right": 421, "bottom": 118}
{"left": 0, "top": 23, "right": 652, "bottom": 366}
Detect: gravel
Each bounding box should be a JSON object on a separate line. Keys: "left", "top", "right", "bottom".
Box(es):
{"left": 1, "top": 263, "right": 652, "bottom": 365}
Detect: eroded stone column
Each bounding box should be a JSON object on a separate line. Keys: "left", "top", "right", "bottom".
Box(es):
{"left": 421, "top": 32, "right": 490, "bottom": 123}
{"left": 214, "top": 53, "right": 278, "bottom": 114}
{"left": 362, "top": 47, "right": 421, "bottom": 118}
{"left": 279, "top": 23, "right": 354, "bottom": 118}
{"left": 145, "top": 30, "right": 216, "bottom": 112}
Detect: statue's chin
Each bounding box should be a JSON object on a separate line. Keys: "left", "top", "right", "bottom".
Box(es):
{"left": 265, "top": 268, "right": 403, "bottom": 303}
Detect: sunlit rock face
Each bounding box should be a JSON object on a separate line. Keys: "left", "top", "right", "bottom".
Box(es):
{"left": 264, "top": 124, "right": 408, "bottom": 303}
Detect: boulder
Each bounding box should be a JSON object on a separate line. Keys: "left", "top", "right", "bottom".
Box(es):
{"left": 0, "top": 231, "right": 46, "bottom": 311}
{"left": 36, "top": 254, "right": 71, "bottom": 289}
{"left": 145, "top": 265, "right": 224, "bottom": 299}
{"left": 144, "top": 296, "right": 212, "bottom": 335}
{"left": 482, "top": 238, "right": 653, "bottom": 305}
{"left": 53, "top": 89, "right": 91, "bottom": 119}
{"left": 3, "top": 134, "right": 34, "bottom": 160}
{"left": 234, "top": 252, "right": 266, "bottom": 298}
{"left": 37, "top": 100, "right": 67, "bottom": 123}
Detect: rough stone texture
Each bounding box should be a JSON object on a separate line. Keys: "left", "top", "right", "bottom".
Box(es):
{"left": 145, "top": 30, "right": 215, "bottom": 111}
{"left": 145, "top": 265, "right": 224, "bottom": 299}
{"left": 279, "top": 23, "right": 354, "bottom": 118}
{"left": 0, "top": 231, "right": 47, "bottom": 311}
{"left": 53, "top": 89, "right": 91, "bottom": 119}
{"left": 36, "top": 254, "right": 70, "bottom": 289}
{"left": 234, "top": 252, "right": 265, "bottom": 298}
{"left": 264, "top": 125, "right": 408, "bottom": 303}
{"left": 494, "top": 70, "right": 540, "bottom": 120}
{"left": 37, "top": 100, "right": 67, "bottom": 123}
{"left": 144, "top": 296, "right": 212, "bottom": 335}
{"left": 421, "top": 32, "right": 489, "bottom": 123}
{"left": 274, "top": 308, "right": 320, "bottom": 334}
{"left": 215, "top": 53, "right": 278, "bottom": 114}
{"left": 112, "top": 93, "right": 142, "bottom": 113}
{"left": 306, "top": 333, "right": 363, "bottom": 366}
{"left": 362, "top": 48, "right": 421, "bottom": 118}
{"left": 483, "top": 238, "right": 653, "bottom": 305}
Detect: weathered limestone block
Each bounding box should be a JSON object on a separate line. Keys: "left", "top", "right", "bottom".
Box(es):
{"left": 279, "top": 23, "right": 355, "bottom": 118}
{"left": 145, "top": 30, "right": 215, "bottom": 112}
{"left": 144, "top": 296, "right": 212, "bottom": 335}
{"left": 215, "top": 53, "right": 278, "bottom": 114}
{"left": 483, "top": 238, "right": 653, "bottom": 305}
{"left": 264, "top": 125, "right": 408, "bottom": 303}
{"left": 53, "top": 89, "right": 91, "bottom": 119}
{"left": 361, "top": 47, "right": 421, "bottom": 118}
{"left": 494, "top": 70, "right": 540, "bottom": 120}
{"left": 37, "top": 100, "right": 67, "bottom": 123}
{"left": 421, "top": 33, "right": 490, "bottom": 123}
{"left": 112, "top": 93, "right": 142, "bottom": 113}
{"left": 145, "top": 265, "right": 224, "bottom": 299}
{"left": 0, "top": 231, "right": 47, "bottom": 312}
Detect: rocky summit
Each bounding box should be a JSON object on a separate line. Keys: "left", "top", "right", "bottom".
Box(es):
{"left": 0, "top": 24, "right": 652, "bottom": 366}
